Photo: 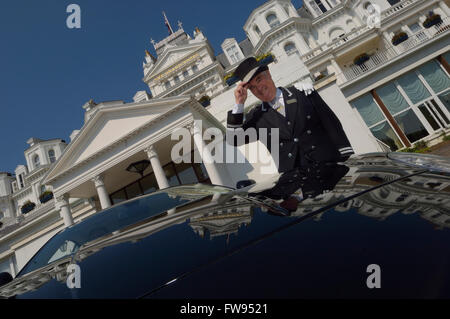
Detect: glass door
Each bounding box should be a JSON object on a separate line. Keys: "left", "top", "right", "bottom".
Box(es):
{"left": 417, "top": 98, "right": 450, "bottom": 131}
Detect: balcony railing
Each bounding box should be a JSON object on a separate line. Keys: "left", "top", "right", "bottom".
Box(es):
{"left": 338, "top": 17, "right": 449, "bottom": 84}
{"left": 381, "top": 0, "right": 421, "bottom": 20}
{"left": 300, "top": 0, "right": 427, "bottom": 63}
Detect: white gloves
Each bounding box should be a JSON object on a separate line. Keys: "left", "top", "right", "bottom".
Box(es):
{"left": 294, "top": 81, "right": 314, "bottom": 96}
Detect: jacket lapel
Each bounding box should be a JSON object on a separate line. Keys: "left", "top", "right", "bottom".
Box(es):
{"left": 281, "top": 87, "right": 299, "bottom": 135}
{"left": 262, "top": 101, "right": 290, "bottom": 138}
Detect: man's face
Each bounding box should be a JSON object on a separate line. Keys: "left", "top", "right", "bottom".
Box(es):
{"left": 246, "top": 70, "right": 277, "bottom": 102}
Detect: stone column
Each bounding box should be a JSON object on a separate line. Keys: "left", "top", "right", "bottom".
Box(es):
{"left": 189, "top": 122, "right": 225, "bottom": 186}
{"left": 144, "top": 145, "right": 170, "bottom": 189}
{"left": 55, "top": 194, "right": 74, "bottom": 227}
{"left": 330, "top": 58, "right": 342, "bottom": 75}
{"left": 92, "top": 175, "right": 112, "bottom": 209}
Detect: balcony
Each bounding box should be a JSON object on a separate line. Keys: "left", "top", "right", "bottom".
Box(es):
{"left": 337, "top": 17, "right": 449, "bottom": 84}
{"left": 301, "top": 0, "right": 432, "bottom": 64}
{"left": 381, "top": 0, "right": 422, "bottom": 20}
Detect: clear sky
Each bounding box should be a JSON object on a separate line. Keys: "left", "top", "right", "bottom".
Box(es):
{"left": 0, "top": 0, "right": 303, "bottom": 174}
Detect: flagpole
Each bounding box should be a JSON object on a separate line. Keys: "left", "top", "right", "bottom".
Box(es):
{"left": 163, "top": 11, "right": 174, "bottom": 35}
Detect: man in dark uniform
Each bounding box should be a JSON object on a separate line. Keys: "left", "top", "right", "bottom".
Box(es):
{"left": 226, "top": 57, "right": 354, "bottom": 173}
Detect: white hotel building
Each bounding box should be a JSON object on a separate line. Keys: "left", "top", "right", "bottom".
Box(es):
{"left": 0, "top": 0, "right": 449, "bottom": 276}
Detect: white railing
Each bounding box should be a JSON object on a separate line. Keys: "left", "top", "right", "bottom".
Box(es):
{"left": 300, "top": 0, "right": 427, "bottom": 63}
{"left": 381, "top": 0, "right": 420, "bottom": 19}
{"left": 339, "top": 17, "right": 449, "bottom": 83}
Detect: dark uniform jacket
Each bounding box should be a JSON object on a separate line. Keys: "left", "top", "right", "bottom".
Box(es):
{"left": 226, "top": 86, "right": 354, "bottom": 173}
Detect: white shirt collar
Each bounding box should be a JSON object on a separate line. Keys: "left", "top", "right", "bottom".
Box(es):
{"left": 269, "top": 88, "right": 283, "bottom": 108}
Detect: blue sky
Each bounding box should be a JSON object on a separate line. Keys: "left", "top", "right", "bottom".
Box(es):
{"left": 0, "top": 0, "right": 303, "bottom": 174}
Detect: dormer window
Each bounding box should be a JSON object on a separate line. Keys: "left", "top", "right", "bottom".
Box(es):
{"left": 174, "top": 75, "right": 180, "bottom": 84}
{"left": 33, "top": 155, "right": 40, "bottom": 168}
{"left": 19, "top": 174, "right": 24, "bottom": 188}
{"left": 309, "top": 0, "right": 326, "bottom": 15}
{"left": 226, "top": 45, "right": 242, "bottom": 64}
{"left": 183, "top": 70, "right": 189, "bottom": 78}
{"left": 192, "top": 65, "right": 199, "bottom": 73}
{"left": 266, "top": 14, "right": 280, "bottom": 28}
{"left": 284, "top": 42, "right": 298, "bottom": 56}
{"left": 48, "top": 149, "right": 56, "bottom": 163}
{"left": 254, "top": 25, "right": 262, "bottom": 36}
{"left": 165, "top": 81, "right": 171, "bottom": 90}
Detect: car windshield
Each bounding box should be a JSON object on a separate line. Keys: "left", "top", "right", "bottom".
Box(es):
{"left": 17, "top": 185, "right": 232, "bottom": 277}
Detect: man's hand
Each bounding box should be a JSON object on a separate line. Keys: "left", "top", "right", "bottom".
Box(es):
{"left": 234, "top": 82, "right": 248, "bottom": 104}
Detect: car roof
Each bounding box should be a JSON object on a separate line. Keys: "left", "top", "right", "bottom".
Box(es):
{"left": 2, "top": 153, "right": 450, "bottom": 298}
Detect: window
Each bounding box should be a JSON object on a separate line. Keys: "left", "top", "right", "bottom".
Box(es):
{"left": 254, "top": 25, "right": 262, "bottom": 36}
{"left": 418, "top": 60, "right": 450, "bottom": 95}
{"left": 192, "top": 65, "right": 198, "bottom": 73}
{"left": 408, "top": 22, "right": 422, "bottom": 33}
{"left": 48, "top": 149, "right": 56, "bottom": 163}
{"left": 226, "top": 45, "right": 242, "bottom": 64}
{"left": 19, "top": 174, "right": 24, "bottom": 188}
{"left": 183, "top": 70, "right": 189, "bottom": 78}
{"left": 165, "top": 81, "right": 171, "bottom": 90}
{"left": 109, "top": 151, "right": 210, "bottom": 205}
{"left": 314, "top": 0, "right": 327, "bottom": 13}
{"left": 309, "top": 1, "right": 323, "bottom": 15}
{"left": 397, "top": 71, "right": 431, "bottom": 104}
{"left": 351, "top": 93, "right": 403, "bottom": 151}
{"left": 174, "top": 75, "right": 180, "bottom": 84}
{"left": 12, "top": 181, "right": 18, "bottom": 193}
{"left": 41, "top": 185, "right": 46, "bottom": 193}
{"left": 284, "top": 42, "right": 298, "bottom": 56}
{"left": 330, "top": 28, "right": 345, "bottom": 40}
{"left": 376, "top": 82, "right": 429, "bottom": 143}
{"left": 266, "top": 14, "right": 280, "bottom": 28}
{"left": 0, "top": 211, "right": 4, "bottom": 219}
{"left": 387, "top": 0, "right": 400, "bottom": 5}
{"left": 33, "top": 155, "right": 40, "bottom": 168}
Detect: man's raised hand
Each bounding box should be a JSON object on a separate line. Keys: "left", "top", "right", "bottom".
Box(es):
{"left": 234, "top": 82, "right": 248, "bottom": 105}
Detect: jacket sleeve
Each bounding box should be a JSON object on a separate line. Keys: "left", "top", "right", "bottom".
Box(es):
{"left": 226, "top": 107, "right": 260, "bottom": 146}
{"left": 308, "top": 90, "right": 354, "bottom": 160}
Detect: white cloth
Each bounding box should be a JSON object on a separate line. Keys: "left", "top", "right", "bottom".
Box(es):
{"left": 232, "top": 103, "right": 244, "bottom": 114}
{"left": 294, "top": 80, "right": 314, "bottom": 96}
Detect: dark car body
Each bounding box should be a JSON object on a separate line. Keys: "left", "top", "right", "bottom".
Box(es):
{"left": 1, "top": 153, "right": 449, "bottom": 299}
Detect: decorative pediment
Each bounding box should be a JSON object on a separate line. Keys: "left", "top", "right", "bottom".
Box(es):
{"left": 44, "top": 97, "right": 191, "bottom": 184}
{"left": 145, "top": 43, "right": 206, "bottom": 82}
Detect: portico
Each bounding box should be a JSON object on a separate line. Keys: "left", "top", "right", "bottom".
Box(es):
{"left": 43, "top": 96, "right": 234, "bottom": 228}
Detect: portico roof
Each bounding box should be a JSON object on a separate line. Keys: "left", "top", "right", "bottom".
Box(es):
{"left": 43, "top": 95, "right": 224, "bottom": 197}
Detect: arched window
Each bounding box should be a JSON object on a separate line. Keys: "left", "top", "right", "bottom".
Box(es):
{"left": 48, "top": 149, "right": 56, "bottom": 163}
{"left": 330, "top": 27, "right": 345, "bottom": 40}
{"left": 284, "top": 42, "right": 298, "bottom": 56}
{"left": 254, "top": 25, "right": 262, "bottom": 37}
{"left": 33, "top": 155, "right": 40, "bottom": 168}
{"left": 266, "top": 14, "right": 280, "bottom": 28}
{"left": 192, "top": 65, "right": 199, "bottom": 72}
{"left": 165, "top": 81, "right": 171, "bottom": 90}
